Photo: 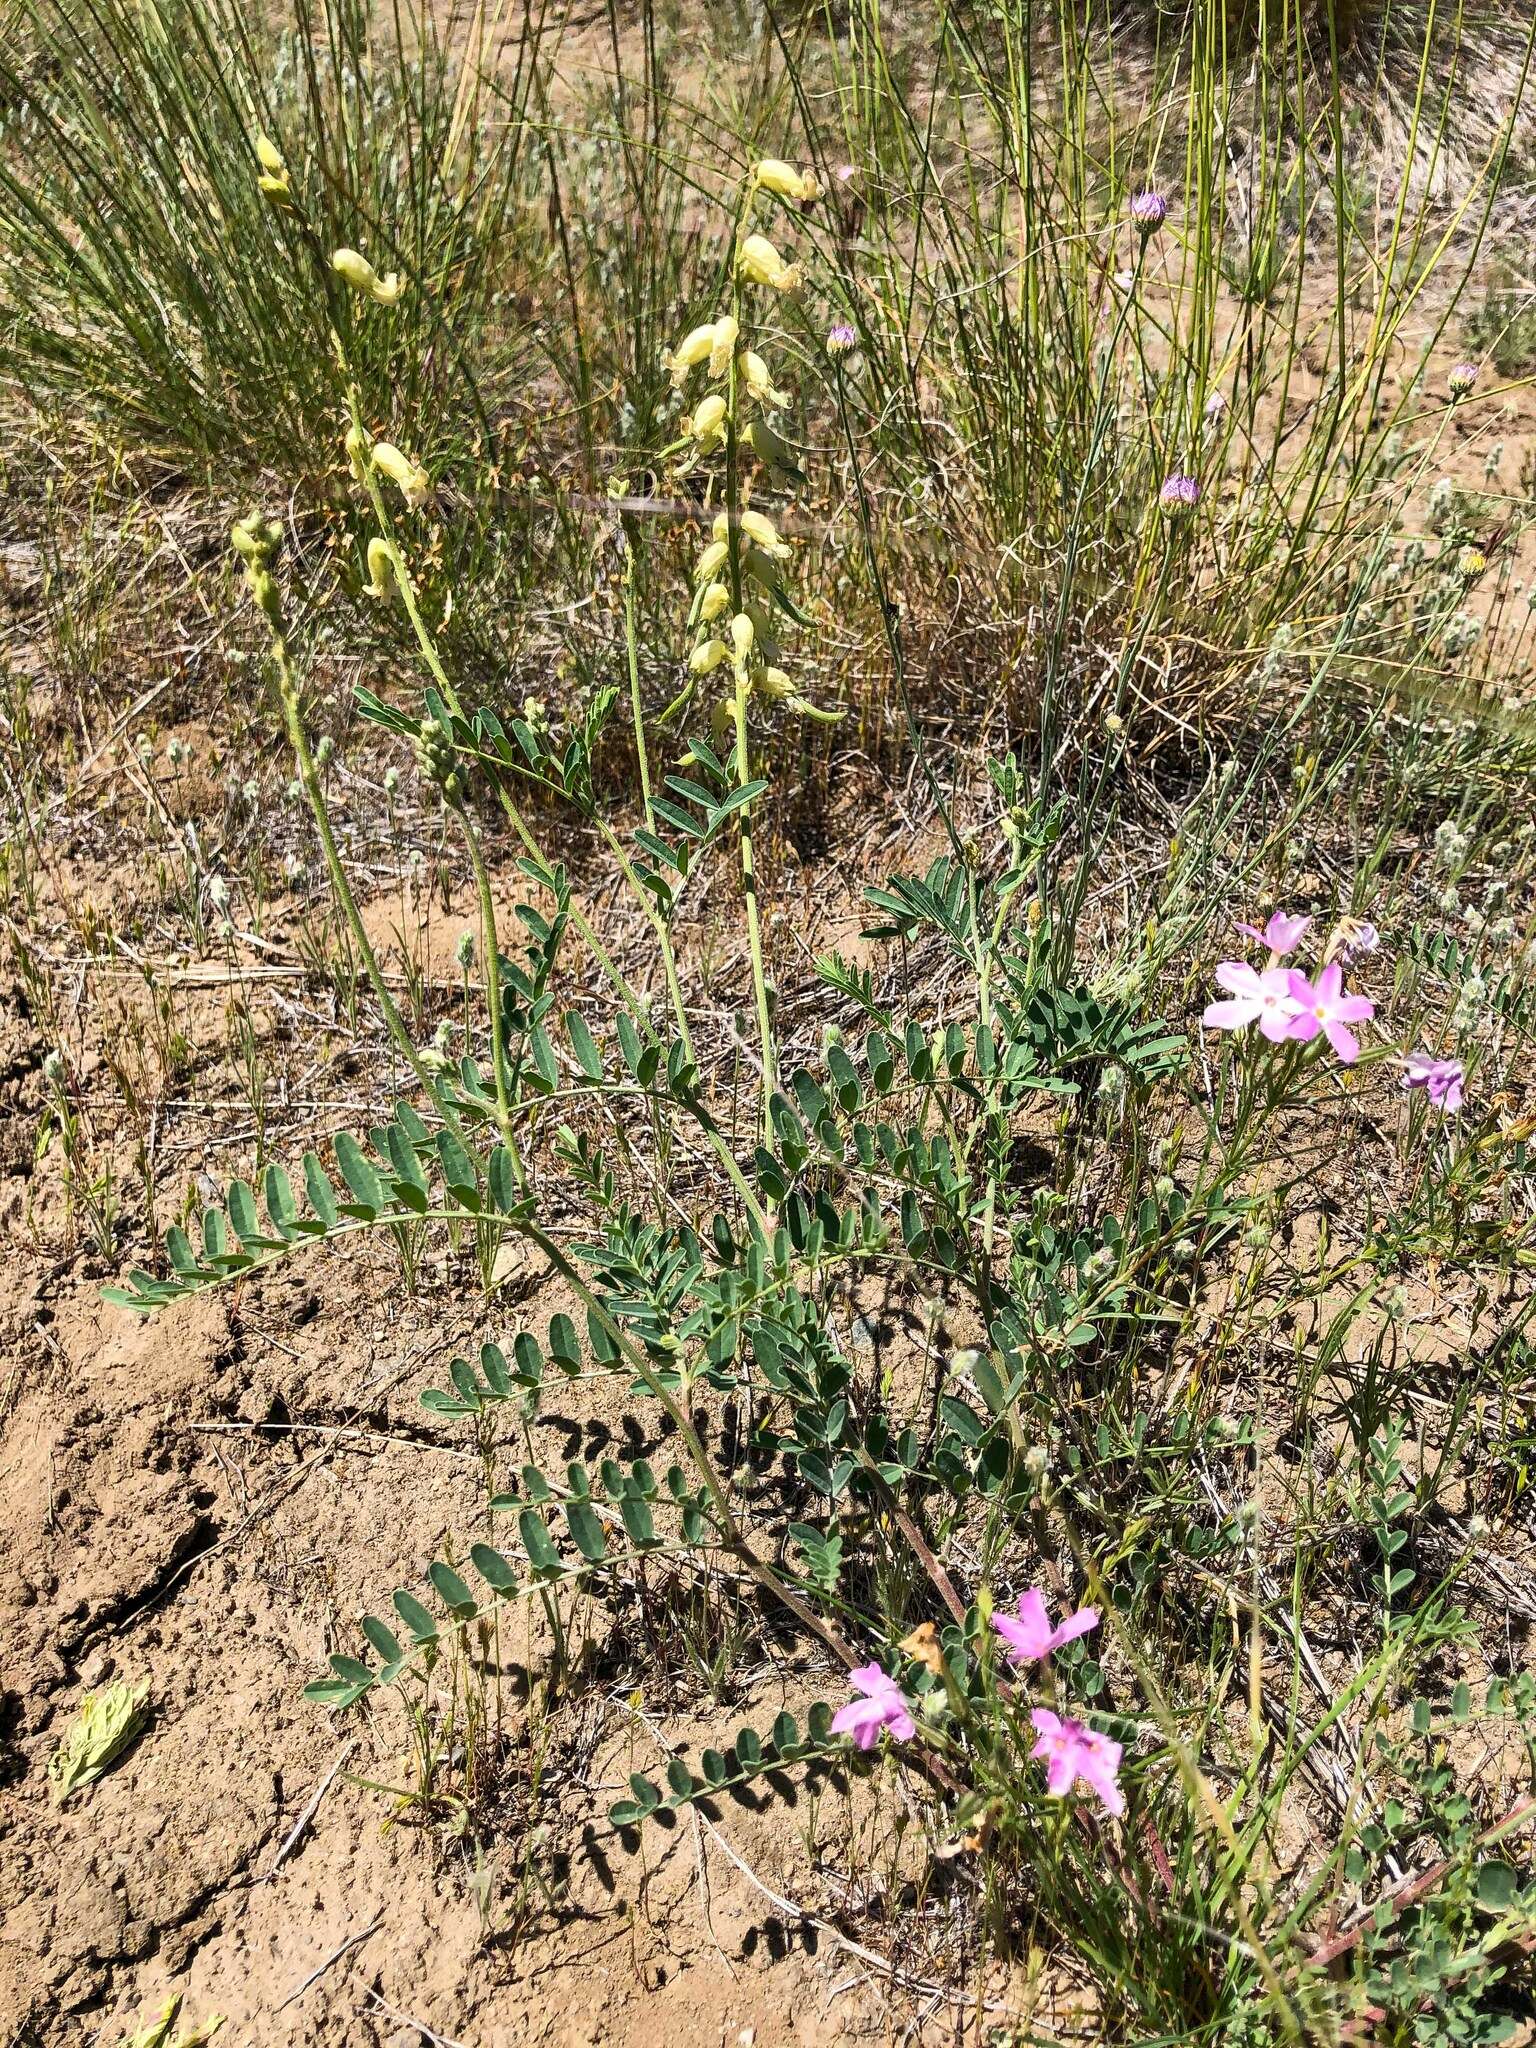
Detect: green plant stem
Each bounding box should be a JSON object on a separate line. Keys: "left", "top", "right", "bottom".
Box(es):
{"left": 721, "top": 245, "right": 778, "bottom": 1139}
{"left": 449, "top": 790, "right": 524, "bottom": 1180}
{"left": 272, "top": 631, "right": 465, "bottom": 1142}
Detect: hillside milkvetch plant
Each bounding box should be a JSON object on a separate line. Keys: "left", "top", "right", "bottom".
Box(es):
{"left": 76, "top": 18, "right": 1536, "bottom": 2035}
{"left": 663, "top": 157, "right": 841, "bottom": 1134}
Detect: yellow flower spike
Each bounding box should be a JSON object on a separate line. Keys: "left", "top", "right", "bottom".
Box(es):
{"left": 698, "top": 581, "right": 731, "bottom": 621}
{"left": 689, "top": 638, "right": 729, "bottom": 674}
{"left": 371, "top": 441, "right": 433, "bottom": 511}
{"left": 752, "top": 158, "right": 821, "bottom": 204}
{"left": 707, "top": 314, "right": 739, "bottom": 380}
{"left": 738, "top": 351, "right": 788, "bottom": 408}
{"left": 664, "top": 322, "right": 718, "bottom": 387}
{"left": 331, "top": 248, "right": 404, "bottom": 306}
{"left": 694, "top": 538, "right": 729, "bottom": 583}
{"left": 737, "top": 233, "right": 801, "bottom": 292}
{"left": 362, "top": 537, "right": 398, "bottom": 600}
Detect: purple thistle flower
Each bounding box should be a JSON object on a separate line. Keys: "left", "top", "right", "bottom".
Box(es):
{"left": 1447, "top": 362, "right": 1479, "bottom": 400}
{"left": 1130, "top": 189, "right": 1168, "bottom": 234}
{"left": 1402, "top": 1054, "right": 1465, "bottom": 1113}
{"left": 826, "top": 321, "right": 858, "bottom": 359}
{"left": 1160, "top": 472, "right": 1200, "bottom": 517}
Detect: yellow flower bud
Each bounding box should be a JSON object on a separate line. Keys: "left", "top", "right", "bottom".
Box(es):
{"left": 371, "top": 441, "right": 432, "bottom": 510}
{"left": 737, "top": 233, "right": 801, "bottom": 292}
{"left": 730, "top": 612, "right": 755, "bottom": 664}
{"left": 694, "top": 539, "right": 729, "bottom": 583}
{"left": 331, "top": 248, "right": 404, "bottom": 306}
{"left": 752, "top": 159, "right": 820, "bottom": 204}
{"left": 698, "top": 581, "right": 731, "bottom": 621}
{"left": 664, "top": 322, "right": 718, "bottom": 387}
{"left": 689, "top": 638, "right": 728, "bottom": 674}
{"left": 254, "top": 135, "right": 292, "bottom": 205}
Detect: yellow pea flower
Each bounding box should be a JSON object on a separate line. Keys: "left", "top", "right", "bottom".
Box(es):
{"left": 371, "top": 442, "right": 433, "bottom": 511}
{"left": 331, "top": 248, "right": 404, "bottom": 306}
{"left": 752, "top": 158, "right": 820, "bottom": 204}
{"left": 738, "top": 350, "right": 788, "bottom": 408}
{"left": 689, "top": 638, "right": 729, "bottom": 674}
{"left": 362, "top": 537, "right": 397, "bottom": 599}
{"left": 686, "top": 394, "right": 727, "bottom": 450}
{"left": 664, "top": 321, "right": 718, "bottom": 387}
{"left": 707, "top": 315, "right": 739, "bottom": 380}
{"left": 737, "top": 233, "right": 801, "bottom": 292}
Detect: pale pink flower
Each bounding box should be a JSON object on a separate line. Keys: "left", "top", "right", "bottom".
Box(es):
{"left": 1284, "top": 961, "right": 1375, "bottom": 1064}
{"left": 831, "top": 1662, "right": 916, "bottom": 1750}
{"left": 1402, "top": 1054, "right": 1464, "bottom": 1113}
{"left": 1159, "top": 472, "right": 1199, "bottom": 516}
{"left": 1030, "top": 1709, "right": 1125, "bottom": 1817}
{"left": 1235, "top": 910, "right": 1311, "bottom": 956}
{"left": 1203, "top": 962, "right": 1303, "bottom": 1043}
{"left": 993, "top": 1588, "right": 1099, "bottom": 1666}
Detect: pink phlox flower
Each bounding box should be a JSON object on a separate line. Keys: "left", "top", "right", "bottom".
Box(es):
{"left": 831, "top": 1662, "right": 916, "bottom": 1750}
{"left": 1030, "top": 1708, "right": 1125, "bottom": 1817}
{"left": 1284, "top": 961, "right": 1374, "bottom": 1064}
{"left": 1234, "top": 910, "right": 1311, "bottom": 956}
{"left": 992, "top": 1587, "right": 1100, "bottom": 1665}
{"left": 1202, "top": 962, "right": 1302, "bottom": 1043}
{"left": 1402, "top": 1054, "right": 1465, "bottom": 1113}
